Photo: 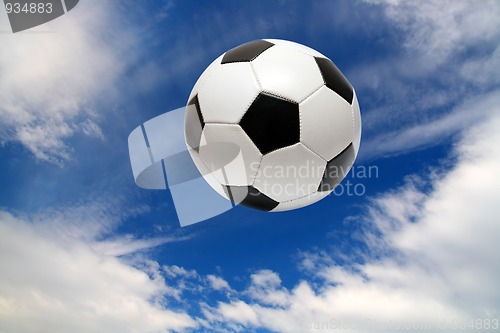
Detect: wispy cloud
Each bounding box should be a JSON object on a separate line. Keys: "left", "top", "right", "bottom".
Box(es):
{"left": 360, "top": 90, "right": 500, "bottom": 160}
{"left": 376, "top": 0, "right": 500, "bottom": 71}
{"left": 91, "top": 234, "right": 193, "bottom": 257}
{"left": 355, "top": 0, "right": 500, "bottom": 159}
{"left": 0, "top": 0, "right": 138, "bottom": 164}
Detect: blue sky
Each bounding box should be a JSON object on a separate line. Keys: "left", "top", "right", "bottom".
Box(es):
{"left": 1, "top": 1, "right": 500, "bottom": 332}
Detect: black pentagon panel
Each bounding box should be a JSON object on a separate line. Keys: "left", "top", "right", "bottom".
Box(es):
{"left": 189, "top": 94, "right": 205, "bottom": 128}
{"left": 315, "top": 57, "right": 353, "bottom": 104}
{"left": 239, "top": 93, "right": 300, "bottom": 155}
{"left": 185, "top": 95, "right": 204, "bottom": 152}
{"left": 318, "top": 143, "right": 355, "bottom": 192}
{"left": 224, "top": 186, "right": 279, "bottom": 212}
{"left": 221, "top": 40, "right": 275, "bottom": 64}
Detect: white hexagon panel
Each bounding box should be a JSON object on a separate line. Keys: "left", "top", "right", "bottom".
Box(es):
{"left": 252, "top": 44, "right": 324, "bottom": 103}
{"left": 198, "top": 62, "right": 260, "bottom": 124}
{"left": 188, "top": 54, "right": 224, "bottom": 103}
{"left": 199, "top": 123, "right": 262, "bottom": 186}
{"left": 271, "top": 190, "right": 330, "bottom": 212}
{"left": 264, "top": 39, "right": 326, "bottom": 58}
{"left": 300, "top": 86, "right": 353, "bottom": 161}
{"left": 253, "top": 143, "right": 326, "bottom": 202}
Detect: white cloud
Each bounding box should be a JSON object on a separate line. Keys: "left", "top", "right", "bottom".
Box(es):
{"left": 460, "top": 45, "right": 500, "bottom": 86}
{"left": 163, "top": 265, "right": 199, "bottom": 279}
{"left": 355, "top": 0, "right": 500, "bottom": 159}
{"left": 0, "top": 0, "right": 137, "bottom": 164}
{"left": 0, "top": 194, "right": 200, "bottom": 333}
{"left": 0, "top": 210, "right": 197, "bottom": 333}
{"left": 204, "top": 103, "right": 500, "bottom": 332}
{"left": 217, "top": 301, "right": 259, "bottom": 326}
{"left": 207, "top": 275, "right": 232, "bottom": 292}
{"left": 246, "top": 270, "right": 290, "bottom": 307}
{"left": 360, "top": 90, "right": 500, "bottom": 160}
{"left": 369, "top": 0, "right": 500, "bottom": 72}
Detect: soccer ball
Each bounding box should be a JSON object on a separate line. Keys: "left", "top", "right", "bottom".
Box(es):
{"left": 184, "top": 39, "right": 361, "bottom": 212}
